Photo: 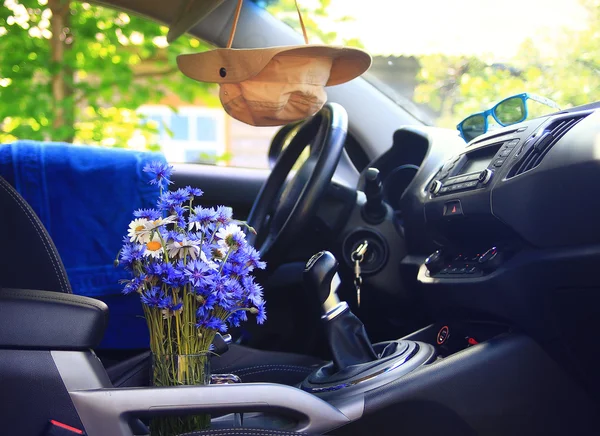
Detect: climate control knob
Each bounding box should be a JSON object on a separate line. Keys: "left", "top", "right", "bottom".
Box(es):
{"left": 478, "top": 168, "right": 494, "bottom": 185}
{"left": 429, "top": 180, "right": 443, "bottom": 195}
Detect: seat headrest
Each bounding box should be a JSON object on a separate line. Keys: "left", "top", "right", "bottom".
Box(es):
{"left": 0, "top": 176, "right": 71, "bottom": 293}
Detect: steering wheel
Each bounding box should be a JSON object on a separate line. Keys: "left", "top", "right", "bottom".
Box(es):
{"left": 247, "top": 103, "right": 348, "bottom": 263}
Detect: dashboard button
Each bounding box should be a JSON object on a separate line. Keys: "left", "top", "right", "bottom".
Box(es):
{"left": 493, "top": 158, "right": 505, "bottom": 167}
{"left": 507, "top": 139, "right": 520, "bottom": 146}
{"left": 440, "top": 187, "right": 450, "bottom": 193}
{"left": 464, "top": 181, "right": 478, "bottom": 188}
{"left": 498, "top": 149, "right": 512, "bottom": 157}
{"left": 467, "top": 266, "right": 478, "bottom": 274}
{"left": 479, "top": 247, "right": 498, "bottom": 264}
{"left": 449, "top": 267, "right": 461, "bottom": 274}
{"left": 430, "top": 180, "right": 443, "bottom": 194}
{"left": 466, "top": 173, "right": 480, "bottom": 181}
{"left": 437, "top": 326, "right": 450, "bottom": 345}
{"left": 443, "top": 200, "right": 463, "bottom": 217}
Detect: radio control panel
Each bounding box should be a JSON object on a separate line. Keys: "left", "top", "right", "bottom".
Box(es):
{"left": 429, "top": 138, "right": 521, "bottom": 197}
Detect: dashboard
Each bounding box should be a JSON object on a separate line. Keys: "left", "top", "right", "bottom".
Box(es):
{"left": 359, "top": 101, "right": 600, "bottom": 397}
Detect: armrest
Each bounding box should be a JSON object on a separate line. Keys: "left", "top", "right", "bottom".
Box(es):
{"left": 70, "top": 384, "right": 352, "bottom": 436}
{"left": 0, "top": 288, "right": 108, "bottom": 349}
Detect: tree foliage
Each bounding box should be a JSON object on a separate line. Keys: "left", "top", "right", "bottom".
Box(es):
{"left": 0, "top": 0, "right": 215, "bottom": 147}
{"left": 0, "top": 0, "right": 597, "bottom": 148}
{"left": 414, "top": 0, "right": 600, "bottom": 128}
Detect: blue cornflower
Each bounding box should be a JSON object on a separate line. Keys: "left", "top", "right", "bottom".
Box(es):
{"left": 206, "top": 317, "right": 228, "bottom": 333}
{"left": 170, "top": 188, "right": 190, "bottom": 204}
{"left": 133, "top": 208, "right": 162, "bottom": 220}
{"left": 196, "top": 313, "right": 227, "bottom": 332}
{"left": 215, "top": 206, "right": 233, "bottom": 225}
{"left": 157, "top": 192, "right": 178, "bottom": 211}
{"left": 172, "top": 205, "right": 186, "bottom": 228}
{"left": 163, "top": 262, "right": 187, "bottom": 287}
{"left": 188, "top": 206, "right": 217, "bottom": 231}
{"left": 157, "top": 190, "right": 188, "bottom": 211}
{"left": 223, "top": 261, "right": 250, "bottom": 279}
{"left": 255, "top": 301, "right": 267, "bottom": 324}
{"left": 242, "top": 245, "right": 267, "bottom": 271}
{"left": 143, "top": 161, "right": 173, "bottom": 188}
{"left": 164, "top": 230, "right": 183, "bottom": 243}
{"left": 185, "top": 259, "right": 214, "bottom": 290}
{"left": 120, "top": 242, "right": 145, "bottom": 269}
{"left": 162, "top": 300, "right": 183, "bottom": 318}
{"left": 228, "top": 310, "right": 246, "bottom": 328}
{"left": 196, "top": 294, "right": 217, "bottom": 317}
{"left": 212, "top": 276, "right": 242, "bottom": 311}
{"left": 141, "top": 286, "right": 170, "bottom": 309}
{"left": 122, "top": 274, "right": 146, "bottom": 295}
{"left": 242, "top": 276, "right": 264, "bottom": 306}
{"left": 228, "top": 249, "right": 249, "bottom": 267}
{"left": 147, "top": 261, "right": 186, "bottom": 287}
{"left": 168, "top": 301, "right": 183, "bottom": 312}
{"left": 185, "top": 186, "right": 203, "bottom": 197}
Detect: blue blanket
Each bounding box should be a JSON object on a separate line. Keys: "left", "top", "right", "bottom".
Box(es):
{"left": 0, "top": 140, "right": 165, "bottom": 348}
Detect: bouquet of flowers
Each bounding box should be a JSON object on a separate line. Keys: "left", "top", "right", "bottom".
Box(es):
{"left": 117, "top": 161, "right": 266, "bottom": 434}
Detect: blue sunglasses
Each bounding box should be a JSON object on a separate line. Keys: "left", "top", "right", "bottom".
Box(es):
{"left": 457, "top": 93, "right": 561, "bottom": 142}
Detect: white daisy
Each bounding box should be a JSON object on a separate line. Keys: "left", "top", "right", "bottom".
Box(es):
{"left": 167, "top": 238, "right": 201, "bottom": 260}
{"left": 144, "top": 215, "right": 177, "bottom": 232}
{"left": 143, "top": 234, "right": 165, "bottom": 259}
{"left": 128, "top": 218, "right": 150, "bottom": 243}
{"left": 216, "top": 223, "right": 246, "bottom": 251}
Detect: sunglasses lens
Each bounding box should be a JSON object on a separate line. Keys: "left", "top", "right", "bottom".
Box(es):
{"left": 461, "top": 114, "right": 486, "bottom": 141}
{"left": 495, "top": 97, "right": 526, "bottom": 125}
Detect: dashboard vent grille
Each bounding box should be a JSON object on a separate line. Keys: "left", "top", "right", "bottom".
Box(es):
{"left": 509, "top": 113, "right": 589, "bottom": 177}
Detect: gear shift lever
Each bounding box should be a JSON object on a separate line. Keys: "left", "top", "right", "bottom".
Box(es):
{"left": 304, "top": 251, "right": 377, "bottom": 370}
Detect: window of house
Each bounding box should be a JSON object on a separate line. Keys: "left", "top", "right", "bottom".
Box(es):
{"left": 139, "top": 105, "right": 278, "bottom": 168}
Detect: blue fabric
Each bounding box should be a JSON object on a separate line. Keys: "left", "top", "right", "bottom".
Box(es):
{"left": 0, "top": 140, "right": 165, "bottom": 349}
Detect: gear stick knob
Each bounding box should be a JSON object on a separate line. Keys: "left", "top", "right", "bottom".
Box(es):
{"left": 304, "top": 251, "right": 342, "bottom": 312}
{"left": 304, "top": 251, "right": 377, "bottom": 370}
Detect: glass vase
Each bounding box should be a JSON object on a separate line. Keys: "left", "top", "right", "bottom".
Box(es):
{"left": 151, "top": 353, "right": 211, "bottom": 436}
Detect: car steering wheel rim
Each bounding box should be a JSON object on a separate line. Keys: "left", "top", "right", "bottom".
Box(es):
{"left": 247, "top": 102, "right": 348, "bottom": 263}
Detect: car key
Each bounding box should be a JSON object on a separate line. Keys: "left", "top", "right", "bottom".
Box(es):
{"left": 351, "top": 241, "right": 369, "bottom": 307}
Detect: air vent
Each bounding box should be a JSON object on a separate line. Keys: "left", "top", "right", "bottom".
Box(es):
{"left": 508, "top": 113, "right": 590, "bottom": 178}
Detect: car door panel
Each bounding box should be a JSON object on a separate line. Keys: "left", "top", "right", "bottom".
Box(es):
{"left": 171, "top": 163, "right": 268, "bottom": 220}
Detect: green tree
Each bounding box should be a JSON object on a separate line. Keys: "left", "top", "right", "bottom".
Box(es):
{"left": 415, "top": 0, "right": 600, "bottom": 128}
{"left": 264, "top": 0, "right": 363, "bottom": 47}
{"left": 0, "top": 0, "right": 216, "bottom": 147}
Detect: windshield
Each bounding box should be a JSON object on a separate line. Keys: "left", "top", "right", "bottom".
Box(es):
{"left": 258, "top": 0, "right": 599, "bottom": 128}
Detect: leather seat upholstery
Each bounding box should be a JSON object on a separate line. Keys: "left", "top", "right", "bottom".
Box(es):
{"left": 0, "top": 175, "right": 71, "bottom": 294}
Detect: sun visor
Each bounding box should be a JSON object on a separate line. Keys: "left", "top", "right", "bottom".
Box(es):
{"left": 167, "top": 0, "right": 225, "bottom": 43}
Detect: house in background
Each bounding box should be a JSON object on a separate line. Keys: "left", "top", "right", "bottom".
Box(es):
{"left": 138, "top": 93, "right": 279, "bottom": 169}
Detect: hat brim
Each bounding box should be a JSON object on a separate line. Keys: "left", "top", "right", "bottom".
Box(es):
{"left": 177, "top": 45, "right": 372, "bottom": 87}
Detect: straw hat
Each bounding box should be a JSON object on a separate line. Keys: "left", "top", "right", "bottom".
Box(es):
{"left": 177, "top": 0, "right": 371, "bottom": 126}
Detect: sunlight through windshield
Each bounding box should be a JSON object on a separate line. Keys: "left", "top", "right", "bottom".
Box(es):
{"left": 258, "top": 0, "right": 599, "bottom": 127}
